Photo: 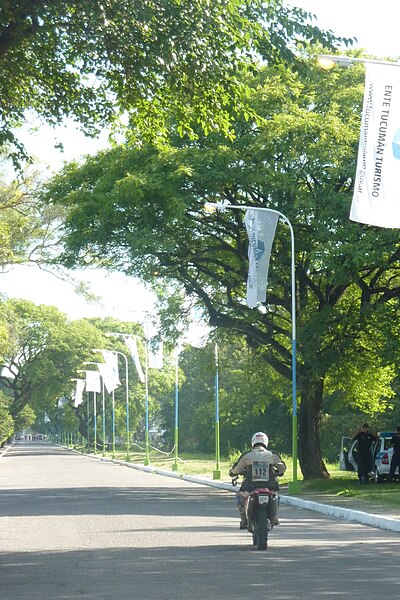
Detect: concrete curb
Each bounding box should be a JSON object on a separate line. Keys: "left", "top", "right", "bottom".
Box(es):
{"left": 280, "top": 494, "right": 400, "bottom": 533}
{"left": 59, "top": 446, "right": 400, "bottom": 534}
{"left": 0, "top": 442, "right": 14, "bottom": 460}
{"left": 118, "top": 460, "right": 400, "bottom": 534}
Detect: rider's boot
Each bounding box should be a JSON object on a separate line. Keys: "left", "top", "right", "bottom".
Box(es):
{"left": 238, "top": 503, "right": 247, "bottom": 529}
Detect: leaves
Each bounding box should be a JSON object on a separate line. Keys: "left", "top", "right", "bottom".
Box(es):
{"left": 0, "top": 0, "right": 346, "bottom": 164}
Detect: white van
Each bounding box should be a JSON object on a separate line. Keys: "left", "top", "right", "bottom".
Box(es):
{"left": 339, "top": 432, "right": 397, "bottom": 483}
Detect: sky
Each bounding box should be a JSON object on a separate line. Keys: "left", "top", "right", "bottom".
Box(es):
{"left": 1, "top": 0, "right": 399, "bottom": 329}
{"left": 287, "top": 0, "right": 400, "bottom": 58}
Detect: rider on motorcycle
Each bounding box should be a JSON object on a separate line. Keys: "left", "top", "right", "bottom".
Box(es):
{"left": 229, "top": 431, "right": 286, "bottom": 529}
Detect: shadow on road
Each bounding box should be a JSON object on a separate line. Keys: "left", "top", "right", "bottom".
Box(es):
{"left": 0, "top": 536, "right": 399, "bottom": 600}
{"left": 0, "top": 485, "right": 235, "bottom": 518}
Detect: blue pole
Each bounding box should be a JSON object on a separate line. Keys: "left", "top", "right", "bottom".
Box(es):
{"left": 205, "top": 202, "right": 300, "bottom": 493}
{"left": 172, "top": 347, "right": 179, "bottom": 471}
{"left": 144, "top": 341, "right": 150, "bottom": 465}
{"left": 213, "top": 343, "right": 221, "bottom": 480}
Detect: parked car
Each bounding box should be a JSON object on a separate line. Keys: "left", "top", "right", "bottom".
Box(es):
{"left": 339, "top": 432, "right": 397, "bottom": 483}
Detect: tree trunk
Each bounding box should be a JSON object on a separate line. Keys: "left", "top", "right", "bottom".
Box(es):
{"left": 298, "top": 375, "right": 330, "bottom": 479}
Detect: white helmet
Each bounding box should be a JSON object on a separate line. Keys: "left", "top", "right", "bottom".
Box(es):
{"left": 251, "top": 432, "right": 269, "bottom": 449}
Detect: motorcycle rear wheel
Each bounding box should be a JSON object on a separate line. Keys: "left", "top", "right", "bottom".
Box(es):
{"left": 255, "top": 507, "right": 269, "bottom": 550}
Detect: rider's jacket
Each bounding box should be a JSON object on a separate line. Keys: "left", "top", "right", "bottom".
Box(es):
{"left": 230, "top": 447, "right": 286, "bottom": 492}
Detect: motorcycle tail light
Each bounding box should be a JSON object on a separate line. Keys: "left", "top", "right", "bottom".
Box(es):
{"left": 382, "top": 453, "right": 389, "bottom": 465}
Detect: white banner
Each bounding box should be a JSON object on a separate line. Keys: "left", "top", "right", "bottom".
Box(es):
{"left": 244, "top": 209, "right": 279, "bottom": 308}
{"left": 57, "top": 396, "right": 68, "bottom": 408}
{"left": 100, "top": 350, "right": 121, "bottom": 388}
{"left": 85, "top": 370, "right": 101, "bottom": 393}
{"left": 148, "top": 341, "right": 163, "bottom": 369}
{"left": 123, "top": 335, "right": 146, "bottom": 383}
{"left": 350, "top": 63, "right": 400, "bottom": 227}
{"left": 97, "top": 361, "right": 119, "bottom": 394}
{"left": 74, "top": 379, "right": 86, "bottom": 407}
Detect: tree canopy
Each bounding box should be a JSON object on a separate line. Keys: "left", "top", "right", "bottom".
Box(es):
{"left": 0, "top": 166, "right": 65, "bottom": 269}
{"left": 0, "top": 299, "right": 106, "bottom": 419}
{"left": 0, "top": 0, "right": 347, "bottom": 163}
{"left": 43, "top": 54, "right": 400, "bottom": 479}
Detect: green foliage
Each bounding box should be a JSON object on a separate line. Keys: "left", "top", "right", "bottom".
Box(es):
{"left": 0, "top": 390, "right": 14, "bottom": 443}
{"left": 0, "top": 166, "right": 66, "bottom": 270}
{"left": 14, "top": 404, "right": 35, "bottom": 431}
{"left": 44, "top": 52, "right": 400, "bottom": 478}
{"left": 0, "top": 298, "right": 106, "bottom": 420}
{"left": 0, "top": 0, "right": 347, "bottom": 165}
{"left": 159, "top": 336, "right": 291, "bottom": 455}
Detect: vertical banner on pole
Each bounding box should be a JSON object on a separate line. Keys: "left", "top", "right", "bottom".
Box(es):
{"left": 244, "top": 208, "right": 279, "bottom": 308}
{"left": 123, "top": 336, "right": 145, "bottom": 383}
{"left": 350, "top": 63, "right": 400, "bottom": 227}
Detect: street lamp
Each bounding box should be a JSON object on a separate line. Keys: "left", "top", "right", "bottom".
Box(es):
{"left": 84, "top": 361, "right": 106, "bottom": 456}
{"left": 77, "top": 370, "right": 91, "bottom": 453}
{"left": 213, "top": 343, "right": 221, "bottom": 480}
{"left": 93, "top": 349, "right": 119, "bottom": 459}
{"left": 106, "top": 332, "right": 151, "bottom": 466}
{"left": 317, "top": 54, "right": 400, "bottom": 70}
{"left": 172, "top": 345, "right": 180, "bottom": 471}
{"left": 205, "top": 201, "right": 301, "bottom": 494}
{"left": 83, "top": 362, "right": 102, "bottom": 454}
{"left": 104, "top": 335, "right": 131, "bottom": 462}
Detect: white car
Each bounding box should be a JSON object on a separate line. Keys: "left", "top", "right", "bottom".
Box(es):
{"left": 339, "top": 432, "right": 397, "bottom": 483}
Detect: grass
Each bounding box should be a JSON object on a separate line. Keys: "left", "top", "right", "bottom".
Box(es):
{"left": 301, "top": 463, "right": 400, "bottom": 509}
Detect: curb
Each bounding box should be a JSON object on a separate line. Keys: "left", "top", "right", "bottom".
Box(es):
{"left": 58, "top": 445, "right": 400, "bottom": 534}
{"left": 118, "top": 460, "right": 400, "bottom": 534}
{"left": 0, "top": 443, "right": 14, "bottom": 460}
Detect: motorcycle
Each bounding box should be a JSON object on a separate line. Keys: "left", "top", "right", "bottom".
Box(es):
{"left": 232, "top": 476, "right": 279, "bottom": 550}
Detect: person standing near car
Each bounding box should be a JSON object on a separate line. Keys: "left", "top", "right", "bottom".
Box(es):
{"left": 387, "top": 426, "right": 400, "bottom": 483}
{"left": 352, "top": 423, "right": 377, "bottom": 484}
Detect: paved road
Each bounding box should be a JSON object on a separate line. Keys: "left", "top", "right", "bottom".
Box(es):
{"left": 0, "top": 442, "right": 398, "bottom": 599}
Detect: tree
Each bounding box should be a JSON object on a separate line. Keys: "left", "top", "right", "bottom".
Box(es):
{"left": 0, "top": 390, "right": 14, "bottom": 444}
{"left": 0, "top": 299, "right": 105, "bottom": 420}
{"left": 43, "top": 54, "right": 400, "bottom": 479}
{"left": 0, "top": 1, "right": 346, "bottom": 163}
{"left": 0, "top": 166, "right": 65, "bottom": 269}
{"left": 159, "top": 336, "right": 291, "bottom": 456}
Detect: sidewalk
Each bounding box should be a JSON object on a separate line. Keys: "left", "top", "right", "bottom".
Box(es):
{"left": 279, "top": 485, "right": 400, "bottom": 533}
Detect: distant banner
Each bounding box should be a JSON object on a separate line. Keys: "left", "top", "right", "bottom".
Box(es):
{"left": 350, "top": 63, "right": 400, "bottom": 227}
{"left": 85, "top": 370, "right": 101, "bottom": 393}
{"left": 244, "top": 209, "right": 279, "bottom": 308}
{"left": 148, "top": 341, "right": 163, "bottom": 369}
{"left": 100, "top": 350, "right": 121, "bottom": 389}
{"left": 57, "top": 396, "right": 68, "bottom": 408}
{"left": 74, "top": 379, "right": 85, "bottom": 407}
{"left": 97, "top": 362, "right": 119, "bottom": 394}
{"left": 123, "top": 335, "right": 146, "bottom": 383}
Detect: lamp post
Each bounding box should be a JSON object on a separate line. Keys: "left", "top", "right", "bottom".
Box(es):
{"left": 172, "top": 346, "right": 180, "bottom": 471}
{"left": 205, "top": 201, "right": 301, "bottom": 494}
{"left": 71, "top": 378, "right": 86, "bottom": 450}
{"left": 213, "top": 343, "right": 221, "bottom": 480}
{"left": 79, "top": 368, "right": 101, "bottom": 454}
{"left": 105, "top": 331, "right": 150, "bottom": 466}
{"left": 317, "top": 54, "right": 400, "bottom": 70}
{"left": 93, "top": 349, "right": 119, "bottom": 459}
{"left": 84, "top": 361, "right": 106, "bottom": 455}
{"left": 105, "top": 334, "right": 135, "bottom": 462}
{"left": 144, "top": 339, "right": 150, "bottom": 466}
{"left": 78, "top": 369, "right": 91, "bottom": 452}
